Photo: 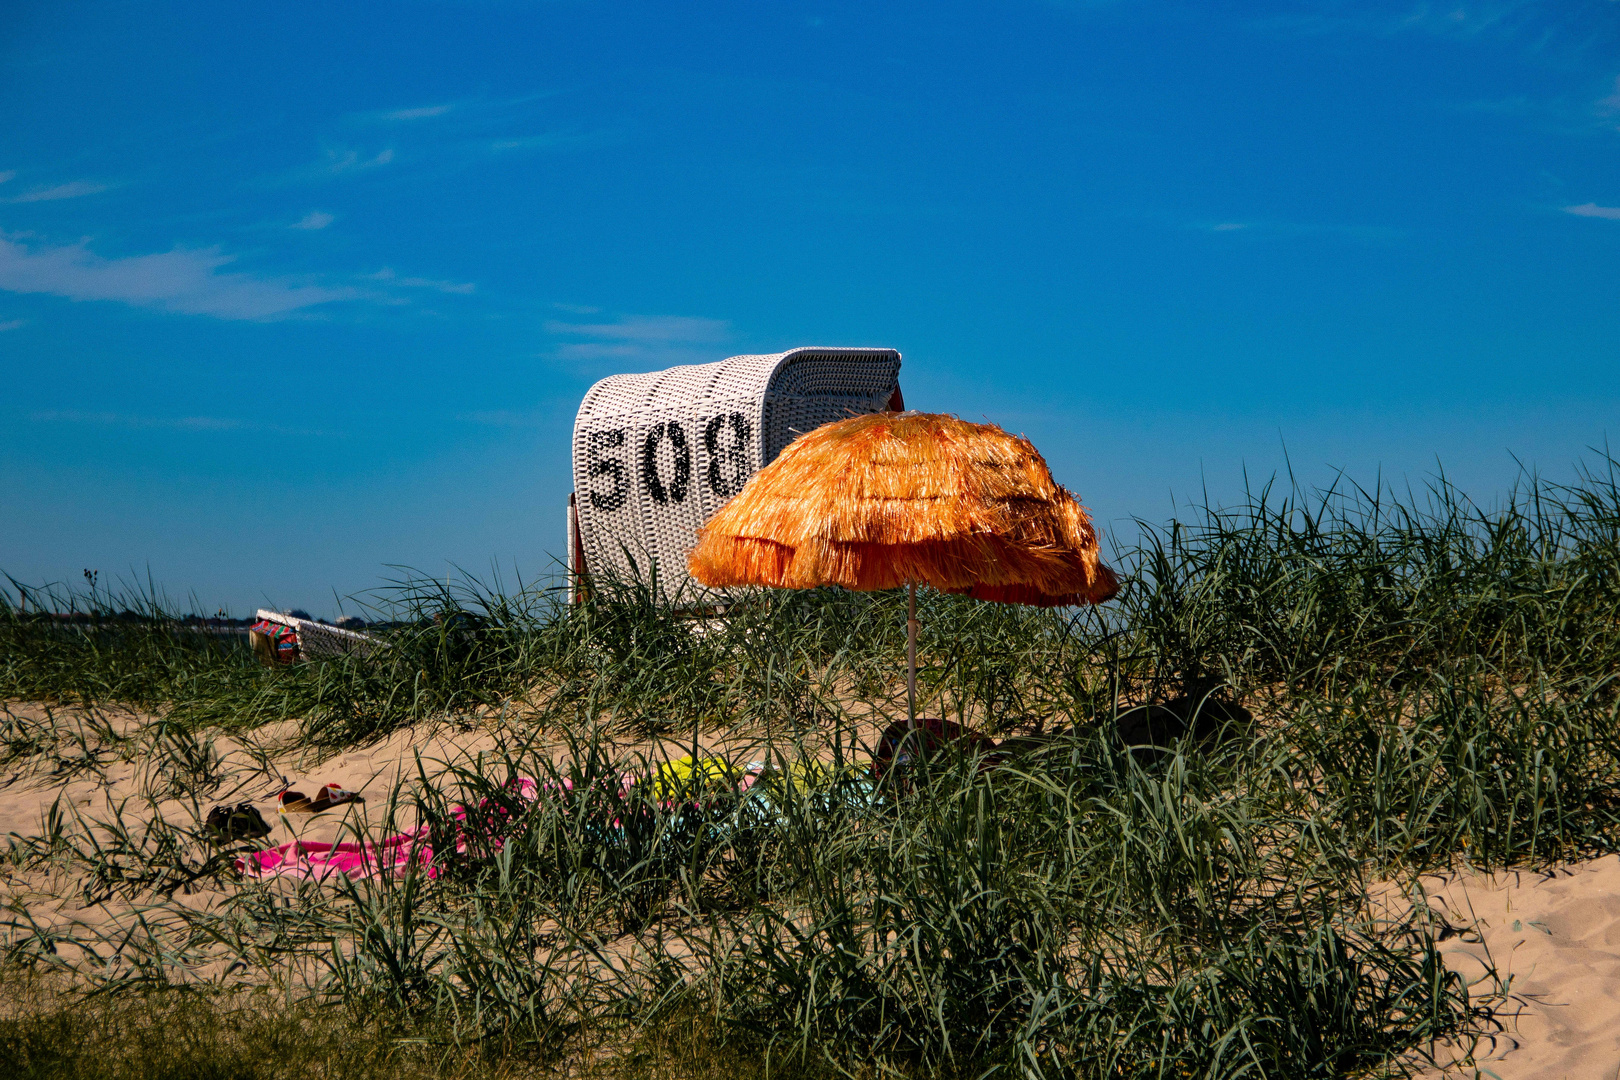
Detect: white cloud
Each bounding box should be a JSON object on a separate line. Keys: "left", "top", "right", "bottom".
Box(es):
{"left": 347, "top": 103, "right": 456, "bottom": 124}
{"left": 545, "top": 313, "right": 734, "bottom": 371}
{"left": 381, "top": 104, "right": 453, "bottom": 121}
{"left": 290, "top": 210, "right": 334, "bottom": 230}
{"left": 1564, "top": 203, "right": 1620, "bottom": 220}
{"left": 403, "top": 276, "right": 474, "bottom": 294}
{"left": 0, "top": 318, "right": 24, "bottom": 331}
{"left": 1599, "top": 75, "right": 1620, "bottom": 114}
{"left": 0, "top": 233, "right": 362, "bottom": 320}
{"left": 339, "top": 148, "right": 393, "bottom": 171}
{"left": 351, "top": 92, "right": 549, "bottom": 128}
{"left": 282, "top": 147, "right": 395, "bottom": 183}
{"left": 0, "top": 171, "right": 15, "bottom": 185}
{"left": 363, "top": 267, "right": 475, "bottom": 294}
{"left": 545, "top": 315, "right": 731, "bottom": 344}
{"left": 8, "top": 180, "right": 109, "bottom": 203}
{"left": 1184, "top": 216, "right": 1400, "bottom": 243}
{"left": 491, "top": 134, "right": 567, "bottom": 151}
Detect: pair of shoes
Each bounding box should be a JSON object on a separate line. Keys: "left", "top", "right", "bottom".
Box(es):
{"left": 206, "top": 803, "right": 273, "bottom": 843}
{"left": 278, "top": 783, "right": 365, "bottom": 815}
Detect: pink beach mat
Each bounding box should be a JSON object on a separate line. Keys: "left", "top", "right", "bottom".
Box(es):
{"left": 234, "top": 760, "right": 762, "bottom": 883}
{"left": 234, "top": 777, "right": 540, "bottom": 883}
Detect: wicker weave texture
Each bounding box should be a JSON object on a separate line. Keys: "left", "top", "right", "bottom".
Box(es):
{"left": 572, "top": 347, "right": 902, "bottom": 597}
{"left": 255, "top": 609, "right": 386, "bottom": 659}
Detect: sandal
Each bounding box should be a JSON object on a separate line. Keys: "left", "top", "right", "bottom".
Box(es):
{"left": 279, "top": 784, "right": 364, "bottom": 814}
{"left": 310, "top": 783, "right": 364, "bottom": 812}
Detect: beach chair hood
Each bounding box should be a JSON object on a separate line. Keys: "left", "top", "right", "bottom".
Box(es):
{"left": 571, "top": 346, "right": 902, "bottom": 600}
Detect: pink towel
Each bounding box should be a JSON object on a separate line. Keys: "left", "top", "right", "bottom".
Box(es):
{"left": 236, "top": 766, "right": 761, "bottom": 883}
{"left": 235, "top": 777, "right": 539, "bottom": 882}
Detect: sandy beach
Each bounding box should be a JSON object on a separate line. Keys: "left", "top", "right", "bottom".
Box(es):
{"left": 1400, "top": 856, "right": 1620, "bottom": 1080}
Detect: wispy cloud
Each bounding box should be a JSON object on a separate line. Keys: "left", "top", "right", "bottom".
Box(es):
{"left": 1188, "top": 216, "right": 1401, "bottom": 243}
{"left": 491, "top": 134, "right": 570, "bottom": 152}
{"left": 1599, "top": 75, "right": 1620, "bottom": 116}
{"left": 1565, "top": 202, "right": 1620, "bottom": 220}
{"left": 351, "top": 92, "right": 550, "bottom": 125}
{"left": 329, "top": 148, "right": 393, "bottom": 173}
{"left": 1439, "top": 70, "right": 1620, "bottom": 140}
{"left": 380, "top": 104, "right": 454, "bottom": 121}
{"left": 29, "top": 409, "right": 323, "bottom": 436}
{"left": 545, "top": 313, "right": 733, "bottom": 370}
{"left": 344, "top": 92, "right": 592, "bottom": 169}
{"left": 1256, "top": 0, "right": 1620, "bottom": 58}
{"left": 0, "top": 318, "right": 24, "bottom": 331}
{"left": 281, "top": 147, "right": 395, "bottom": 183}
{"left": 8, "top": 180, "right": 110, "bottom": 203}
{"left": 284, "top": 94, "right": 594, "bottom": 192}
{"left": 346, "top": 102, "right": 459, "bottom": 124}
{"left": 0, "top": 171, "right": 15, "bottom": 185}
{"left": 546, "top": 315, "right": 731, "bottom": 344}
{"left": 364, "top": 267, "right": 475, "bottom": 294}
{"left": 405, "top": 277, "right": 474, "bottom": 295}
{"left": 0, "top": 233, "right": 362, "bottom": 320}
{"left": 290, "top": 210, "right": 334, "bottom": 230}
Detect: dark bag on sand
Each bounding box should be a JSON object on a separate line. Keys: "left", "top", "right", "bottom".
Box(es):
{"left": 870, "top": 717, "right": 997, "bottom": 783}
{"left": 206, "top": 803, "right": 273, "bottom": 843}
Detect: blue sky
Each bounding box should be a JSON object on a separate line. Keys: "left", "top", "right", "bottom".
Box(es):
{"left": 1, "top": 0, "right": 1617, "bottom": 616}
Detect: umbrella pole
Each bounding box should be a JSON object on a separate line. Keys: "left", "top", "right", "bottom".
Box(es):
{"left": 906, "top": 580, "right": 918, "bottom": 728}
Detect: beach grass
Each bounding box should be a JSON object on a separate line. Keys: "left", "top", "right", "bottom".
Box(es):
{"left": 3, "top": 456, "right": 1619, "bottom": 1077}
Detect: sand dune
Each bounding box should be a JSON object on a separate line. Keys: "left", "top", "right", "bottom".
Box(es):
{"left": 8, "top": 701, "right": 1620, "bottom": 1075}
{"left": 1406, "top": 856, "right": 1620, "bottom": 1079}
{"left": 0, "top": 704, "right": 502, "bottom": 850}
{"left": 0, "top": 701, "right": 868, "bottom": 881}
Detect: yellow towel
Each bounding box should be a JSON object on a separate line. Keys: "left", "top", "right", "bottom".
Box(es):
{"left": 650, "top": 755, "right": 736, "bottom": 799}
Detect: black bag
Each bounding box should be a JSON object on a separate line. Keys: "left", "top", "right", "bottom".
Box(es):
{"left": 205, "top": 802, "right": 273, "bottom": 843}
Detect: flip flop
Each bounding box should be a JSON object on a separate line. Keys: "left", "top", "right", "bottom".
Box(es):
{"left": 278, "top": 789, "right": 315, "bottom": 814}
{"left": 310, "top": 783, "right": 364, "bottom": 812}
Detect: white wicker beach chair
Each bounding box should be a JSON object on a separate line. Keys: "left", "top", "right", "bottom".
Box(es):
{"left": 570, "top": 346, "right": 903, "bottom": 601}
{"left": 253, "top": 609, "right": 386, "bottom": 661}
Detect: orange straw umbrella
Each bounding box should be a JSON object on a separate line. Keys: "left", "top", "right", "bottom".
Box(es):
{"left": 687, "top": 411, "right": 1118, "bottom": 724}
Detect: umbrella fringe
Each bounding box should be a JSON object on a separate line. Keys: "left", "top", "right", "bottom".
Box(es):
{"left": 688, "top": 412, "right": 1118, "bottom": 605}
{"left": 691, "top": 536, "right": 1118, "bottom": 602}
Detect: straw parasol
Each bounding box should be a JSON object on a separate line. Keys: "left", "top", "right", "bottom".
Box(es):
{"left": 687, "top": 411, "right": 1118, "bottom": 722}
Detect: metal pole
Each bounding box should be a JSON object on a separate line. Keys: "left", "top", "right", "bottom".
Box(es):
{"left": 907, "top": 580, "right": 918, "bottom": 728}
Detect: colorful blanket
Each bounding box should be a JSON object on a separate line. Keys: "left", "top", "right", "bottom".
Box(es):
{"left": 234, "top": 757, "right": 760, "bottom": 883}
{"left": 234, "top": 777, "right": 540, "bottom": 882}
